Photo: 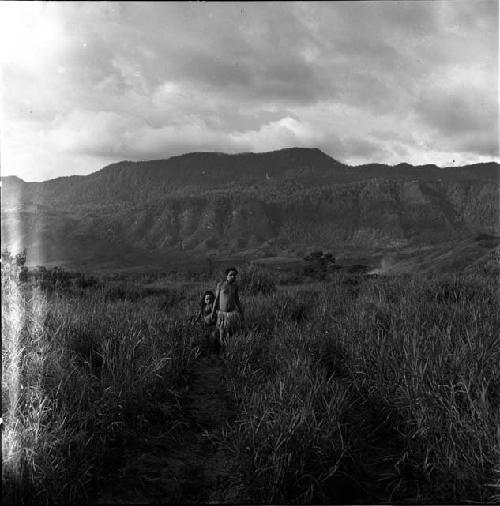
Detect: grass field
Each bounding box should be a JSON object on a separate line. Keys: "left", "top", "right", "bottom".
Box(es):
{"left": 2, "top": 257, "right": 499, "bottom": 504}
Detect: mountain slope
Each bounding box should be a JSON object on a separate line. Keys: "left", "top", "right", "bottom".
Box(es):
{"left": 1, "top": 148, "right": 499, "bottom": 268}
{"left": 2, "top": 148, "right": 498, "bottom": 208}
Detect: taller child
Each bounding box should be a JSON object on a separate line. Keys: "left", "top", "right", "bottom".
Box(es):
{"left": 211, "top": 267, "right": 244, "bottom": 349}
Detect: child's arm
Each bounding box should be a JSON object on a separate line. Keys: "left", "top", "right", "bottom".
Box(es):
{"left": 196, "top": 307, "right": 203, "bottom": 321}
{"left": 211, "top": 284, "right": 220, "bottom": 318}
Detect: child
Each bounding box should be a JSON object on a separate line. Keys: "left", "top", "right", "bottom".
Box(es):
{"left": 199, "top": 290, "right": 216, "bottom": 326}
{"left": 211, "top": 267, "right": 244, "bottom": 352}
{"left": 197, "top": 290, "right": 217, "bottom": 352}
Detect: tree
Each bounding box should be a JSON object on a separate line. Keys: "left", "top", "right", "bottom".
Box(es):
{"left": 304, "top": 250, "right": 336, "bottom": 279}
{"left": 15, "top": 248, "right": 27, "bottom": 267}
{"left": 2, "top": 248, "right": 29, "bottom": 284}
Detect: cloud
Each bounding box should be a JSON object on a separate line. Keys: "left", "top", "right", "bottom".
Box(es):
{"left": 418, "top": 85, "right": 496, "bottom": 135}
{"left": 44, "top": 110, "right": 329, "bottom": 161}
{"left": 416, "top": 82, "right": 498, "bottom": 156}
{"left": 47, "top": 109, "right": 134, "bottom": 156}
{"left": 229, "top": 117, "right": 321, "bottom": 153}
{"left": 456, "top": 132, "right": 499, "bottom": 157}
{"left": 1, "top": 1, "right": 498, "bottom": 181}
{"left": 342, "top": 137, "right": 388, "bottom": 160}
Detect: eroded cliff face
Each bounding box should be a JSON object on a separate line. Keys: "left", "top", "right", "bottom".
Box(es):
{"left": 2, "top": 149, "right": 498, "bottom": 267}
{"left": 3, "top": 178, "right": 496, "bottom": 267}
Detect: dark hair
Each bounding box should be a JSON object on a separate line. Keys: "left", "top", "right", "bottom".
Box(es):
{"left": 200, "top": 290, "right": 215, "bottom": 312}
{"left": 225, "top": 267, "right": 238, "bottom": 275}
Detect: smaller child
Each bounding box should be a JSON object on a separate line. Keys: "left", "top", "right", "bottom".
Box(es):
{"left": 197, "top": 290, "right": 218, "bottom": 354}
{"left": 199, "top": 290, "right": 216, "bottom": 326}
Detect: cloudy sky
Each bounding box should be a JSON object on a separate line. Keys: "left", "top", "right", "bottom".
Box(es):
{"left": 1, "top": 1, "right": 498, "bottom": 181}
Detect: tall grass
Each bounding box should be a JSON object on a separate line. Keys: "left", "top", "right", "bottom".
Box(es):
{"left": 222, "top": 273, "right": 500, "bottom": 503}
{"left": 3, "top": 264, "right": 499, "bottom": 504}
{"left": 2, "top": 277, "right": 203, "bottom": 505}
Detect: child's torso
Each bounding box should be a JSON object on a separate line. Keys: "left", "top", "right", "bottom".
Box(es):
{"left": 218, "top": 282, "right": 237, "bottom": 312}
{"left": 202, "top": 303, "right": 214, "bottom": 325}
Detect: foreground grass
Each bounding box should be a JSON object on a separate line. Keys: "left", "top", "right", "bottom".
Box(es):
{"left": 2, "top": 268, "right": 499, "bottom": 504}
{"left": 2, "top": 279, "right": 205, "bottom": 505}
{"left": 222, "top": 273, "right": 500, "bottom": 503}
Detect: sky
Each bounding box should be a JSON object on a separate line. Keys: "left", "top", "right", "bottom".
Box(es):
{"left": 0, "top": 1, "right": 498, "bottom": 182}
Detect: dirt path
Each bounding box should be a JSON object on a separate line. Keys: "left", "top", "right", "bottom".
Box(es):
{"left": 94, "top": 353, "right": 247, "bottom": 504}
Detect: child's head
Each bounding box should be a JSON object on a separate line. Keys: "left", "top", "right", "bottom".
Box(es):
{"left": 225, "top": 267, "right": 238, "bottom": 283}
{"left": 203, "top": 290, "right": 215, "bottom": 304}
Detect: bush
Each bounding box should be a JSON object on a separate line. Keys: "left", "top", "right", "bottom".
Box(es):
{"left": 74, "top": 274, "right": 100, "bottom": 290}
{"left": 2, "top": 249, "right": 29, "bottom": 286}
{"left": 303, "top": 250, "right": 336, "bottom": 279}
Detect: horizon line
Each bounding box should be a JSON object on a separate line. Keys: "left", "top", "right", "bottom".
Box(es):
{"left": 1, "top": 146, "right": 499, "bottom": 184}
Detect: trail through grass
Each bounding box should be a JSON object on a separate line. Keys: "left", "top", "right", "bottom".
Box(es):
{"left": 94, "top": 347, "right": 248, "bottom": 504}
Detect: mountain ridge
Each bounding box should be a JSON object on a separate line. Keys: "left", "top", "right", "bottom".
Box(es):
{"left": 2, "top": 147, "right": 498, "bottom": 185}
{"left": 1, "top": 147, "right": 498, "bottom": 270}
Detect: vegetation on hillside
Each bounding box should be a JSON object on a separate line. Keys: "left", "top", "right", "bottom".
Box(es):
{"left": 2, "top": 148, "right": 498, "bottom": 268}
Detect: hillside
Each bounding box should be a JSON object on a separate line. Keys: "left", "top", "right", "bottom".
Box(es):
{"left": 1, "top": 148, "right": 499, "bottom": 269}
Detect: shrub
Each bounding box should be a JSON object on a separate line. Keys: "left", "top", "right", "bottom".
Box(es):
{"left": 303, "top": 250, "right": 336, "bottom": 279}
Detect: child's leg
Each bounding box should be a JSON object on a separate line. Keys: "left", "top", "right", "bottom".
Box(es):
{"left": 204, "top": 327, "right": 212, "bottom": 353}
{"left": 218, "top": 326, "right": 225, "bottom": 355}
{"left": 212, "top": 328, "right": 220, "bottom": 355}
{"left": 209, "top": 327, "right": 218, "bottom": 354}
